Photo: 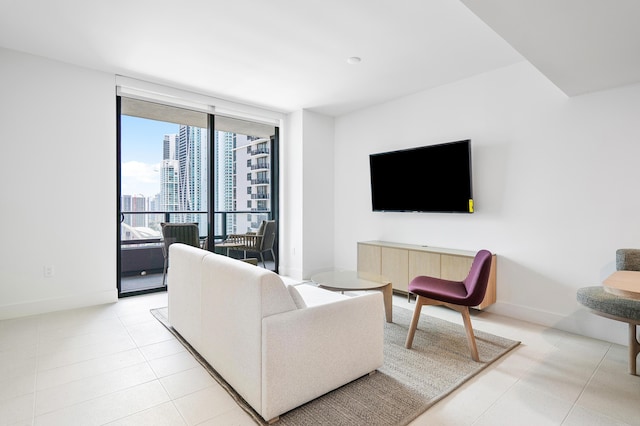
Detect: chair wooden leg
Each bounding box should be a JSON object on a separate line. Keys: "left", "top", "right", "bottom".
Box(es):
{"left": 405, "top": 296, "right": 424, "bottom": 349}
{"left": 459, "top": 306, "right": 479, "bottom": 362}
{"left": 406, "top": 297, "right": 480, "bottom": 361}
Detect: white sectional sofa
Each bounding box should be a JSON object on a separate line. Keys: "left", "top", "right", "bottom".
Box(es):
{"left": 167, "top": 243, "right": 385, "bottom": 422}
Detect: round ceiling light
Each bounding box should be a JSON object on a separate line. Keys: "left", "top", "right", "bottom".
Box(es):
{"left": 347, "top": 56, "right": 362, "bottom": 64}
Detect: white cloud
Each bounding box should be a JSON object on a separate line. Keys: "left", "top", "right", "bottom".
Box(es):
{"left": 122, "top": 161, "right": 160, "bottom": 182}
{"left": 121, "top": 161, "right": 161, "bottom": 197}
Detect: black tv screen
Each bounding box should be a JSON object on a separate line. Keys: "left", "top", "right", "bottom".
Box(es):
{"left": 369, "top": 139, "right": 473, "bottom": 213}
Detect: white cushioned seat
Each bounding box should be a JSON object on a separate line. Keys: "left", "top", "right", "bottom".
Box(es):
{"left": 167, "top": 244, "right": 384, "bottom": 422}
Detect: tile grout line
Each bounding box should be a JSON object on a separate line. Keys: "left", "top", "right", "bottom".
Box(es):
{"left": 31, "top": 306, "right": 158, "bottom": 423}
{"left": 144, "top": 309, "right": 207, "bottom": 425}
{"left": 559, "top": 342, "right": 612, "bottom": 425}
{"left": 469, "top": 369, "right": 523, "bottom": 425}
{"left": 31, "top": 312, "right": 44, "bottom": 426}
{"left": 100, "top": 304, "right": 189, "bottom": 425}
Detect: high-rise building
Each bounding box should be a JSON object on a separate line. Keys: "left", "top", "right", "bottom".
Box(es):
{"left": 234, "top": 136, "right": 271, "bottom": 233}
{"left": 163, "top": 134, "right": 178, "bottom": 160}
{"left": 158, "top": 126, "right": 270, "bottom": 239}
{"left": 121, "top": 195, "right": 132, "bottom": 226}
{"left": 160, "top": 132, "right": 180, "bottom": 228}
{"left": 160, "top": 159, "right": 179, "bottom": 213}
{"left": 149, "top": 193, "right": 160, "bottom": 211}
{"left": 177, "top": 125, "right": 203, "bottom": 222}
{"left": 148, "top": 193, "right": 163, "bottom": 233}
{"left": 215, "top": 131, "right": 236, "bottom": 235}
{"left": 121, "top": 194, "right": 150, "bottom": 236}
{"left": 131, "top": 194, "right": 147, "bottom": 227}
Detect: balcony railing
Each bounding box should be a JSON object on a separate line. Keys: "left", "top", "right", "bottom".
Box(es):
{"left": 251, "top": 178, "right": 270, "bottom": 185}
{"left": 121, "top": 210, "right": 272, "bottom": 244}
{"left": 251, "top": 193, "right": 270, "bottom": 199}
{"left": 121, "top": 210, "right": 202, "bottom": 234}
{"left": 251, "top": 147, "right": 270, "bottom": 156}
{"left": 120, "top": 210, "right": 274, "bottom": 293}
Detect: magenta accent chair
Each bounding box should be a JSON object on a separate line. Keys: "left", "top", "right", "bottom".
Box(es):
{"left": 405, "top": 249, "right": 493, "bottom": 361}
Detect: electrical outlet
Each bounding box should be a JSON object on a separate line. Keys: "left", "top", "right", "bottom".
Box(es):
{"left": 44, "top": 266, "right": 55, "bottom": 278}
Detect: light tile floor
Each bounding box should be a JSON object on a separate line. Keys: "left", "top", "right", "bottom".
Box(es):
{"left": 1, "top": 287, "right": 638, "bottom": 425}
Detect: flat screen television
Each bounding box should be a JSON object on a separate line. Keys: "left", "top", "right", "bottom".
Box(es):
{"left": 369, "top": 139, "right": 473, "bottom": 213}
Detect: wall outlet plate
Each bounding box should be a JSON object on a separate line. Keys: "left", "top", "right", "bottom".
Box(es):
{"left": 44, "top": 266, "right": 55, "bottom": 277}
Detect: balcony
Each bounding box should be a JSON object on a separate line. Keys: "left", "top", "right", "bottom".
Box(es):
{"left": 251, "top": 163, "right": 269, "bottom": 170}
{"left": 120, "top": 211, "right": 205, "bottom": 295}
{"left": 120, "top": 210, "right": 275, "bottom": 295}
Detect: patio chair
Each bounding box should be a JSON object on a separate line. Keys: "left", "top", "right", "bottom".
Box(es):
{"left": 224, "top": 220, "right": 276, "bottom": 268}
{"left": 161, "top": 222, "right": 200, "bottom": 286}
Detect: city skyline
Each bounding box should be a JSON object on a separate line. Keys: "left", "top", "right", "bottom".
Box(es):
{"left": 121, "top": 117, "right": 208, "bottom": 236}
{"left": 121, "top": 115, "right": 179, "bottom": 198}
{"left": 121, "top": 111, "right": 273, "bottom": 238}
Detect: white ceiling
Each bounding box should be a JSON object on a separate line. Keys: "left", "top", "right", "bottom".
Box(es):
{"left": 461, "top": 0, "right": 640, "bottom": 96}
{"left": 0, "top": 0, "right": 638, "bottom": 116}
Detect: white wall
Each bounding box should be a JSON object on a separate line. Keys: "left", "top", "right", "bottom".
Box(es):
{"left": 333, "top": 61, "right": 640, "bottom": 345}
{"left": 280, "top": 110, "right": 335, "bottom": 279}
{"left": 0, "top": 47, "right": 315, "bottom": 318}
{"left": 280, "top": 111, "right": 304, "bottom": 278}
{"left": 0, "top": 48, "right": 117, "bottom": 318}
{"left": 301, "top": 111, "right": 335, "bottom": 276}
{"left": 4, "top": 46, "right": 637, "bottom": 346}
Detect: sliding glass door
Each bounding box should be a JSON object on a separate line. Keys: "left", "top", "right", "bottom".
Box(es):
{"left": 210, "top": 116, "right": 278, "bottom": 269}
{"left": 117, "top": 97, "right": 279, "bottom": 297}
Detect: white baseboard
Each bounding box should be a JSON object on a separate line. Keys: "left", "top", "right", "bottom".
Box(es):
{"left": 0, "top": 290, "right": 118, "bottom": 320}
{"left": 487, "top": 301, "right": 566, "bottom": 327}
{"left": 488, "top": 301, "right": 629, "bottom": 346}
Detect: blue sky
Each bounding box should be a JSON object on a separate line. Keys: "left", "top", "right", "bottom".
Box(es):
{"left": 121, "top": 115, "right": 179, "bottom": 197}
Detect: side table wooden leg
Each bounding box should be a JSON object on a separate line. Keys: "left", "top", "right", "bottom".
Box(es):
{"left": 380, "top": 283, "right": 393, "bottom": 323}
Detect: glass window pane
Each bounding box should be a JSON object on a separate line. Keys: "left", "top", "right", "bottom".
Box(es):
{"left": 214, "top": 116, "right": 275, "bottom": 237}
{"left": 120, "top": 98, "right": 208, "bottom": 241}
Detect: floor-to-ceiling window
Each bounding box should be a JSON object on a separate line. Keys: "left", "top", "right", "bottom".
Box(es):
{"left": 117, "top": 97, "right": 279, "bottom": 296}
{"left": 211, "top": 116, "right": 278, "bottom": 269}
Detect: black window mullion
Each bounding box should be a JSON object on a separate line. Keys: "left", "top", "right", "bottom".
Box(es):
{"left": 270, "top": 128, "right": 279, "bottom": 272}
{"left": 207, "top": 114, "right": 215, "bottom": 251}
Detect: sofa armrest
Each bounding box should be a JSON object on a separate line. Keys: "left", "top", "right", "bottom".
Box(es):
{"left": 261, "top": 292, "right": 384, "bottom": 421}
{"left": 167, "top": 243, "right": 209, "bottom": 351}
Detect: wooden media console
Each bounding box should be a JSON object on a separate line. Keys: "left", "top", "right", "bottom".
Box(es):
{"left": 357, "top": 241, "right": 497, "bottom": 309}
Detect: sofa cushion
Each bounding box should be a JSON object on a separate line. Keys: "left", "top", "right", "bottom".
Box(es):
{"left": 294, "top": 283, "right": 350, "bottom": 307}
{"left": 577, "top": 286, "right": 640, "bottom": 321}
{"left": 261, "top": 291, "right": 384, "bottom": 420}
{"left": 287, "top": 285, "right": 307, "bottom": 309}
